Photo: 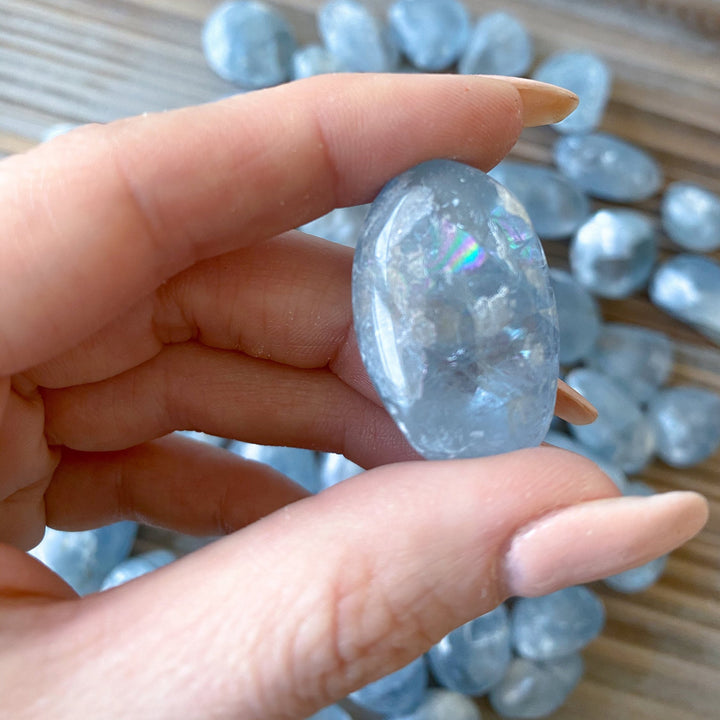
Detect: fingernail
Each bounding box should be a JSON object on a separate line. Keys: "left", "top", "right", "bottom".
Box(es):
{"left": 555, "top": 379, "right": 598, "bottom": 425}
{"left": 487, "top": 76, "right": 578, "bottom": 127}
{"left": 504, "top": 491, "right": 709, "bottom": 597}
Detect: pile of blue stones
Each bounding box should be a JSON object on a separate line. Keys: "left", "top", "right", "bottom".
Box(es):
{"left": 32, "top": 1, "right": 720, "bottom": 719}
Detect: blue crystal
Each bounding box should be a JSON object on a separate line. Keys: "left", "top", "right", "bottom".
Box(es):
{"left": 554, "top": 133, "right": 662, "bottom": 202}
{"left": 548, "top": 269, "right": 601, "bottom": 365}
{"left": 202, "top": 1, "right": 296, "bottom": 89}
{"left": 427, "top": 604, "right": 511, "bottom": 696}
{"left": 662, "top": 181, "right": 720, "bottom": 252}
{"left": 352, "top": 159, "right": 559, "bottom": 460}
{"left": 388, "top": 0, "right": 470, "bottom": 71}
{"left": 570, "top": 209, "right": 657, "bottom": 299}
{"left": 175, "top": 430, "right": 228, "bottom": 447}
{"left": 100, "top": 549, "right": 176, "bottom": 590}
{"left": 649, "top": 254, "right": 720, "bottom": 344}
{"left": 29, "top": 522, "right": 138, "bottom": 596}
{"left": 604, "top": 555, "right": 667, "bottom": 594}
{"left": 489, "top": 655, "right": 583, "bottom": 719}
{"left": 511, "top": 586, "right": 605, "bottom": 660}
{"left": 318, "top": 0, "right": 398, "bottom": 72}
{"left": 228, "top": 441, "right": 321, "bottom": 492}
{"left": 301, "top": 205, "right": 370, "bottom": 248}
{"left": 291, "top": 44, "right": 343, "bottom": 79}
{"left": 305, "top": 705, "right": 351, "bottom": 720}
{"left": 42, "top": 123, "right": 80, "bottom": 142}
{"left": 458, "top": 11, "right": 533, "bottom": 77}
{"left": 489, "top": 161, "right": 590, "bottom": 241}
{"left": 349, "top": 656, "right": 428, "bottom": 715}
{"left": 318, "top": 452, "right": 363, "bottom": 489}
{"left": 533, "top": 51, "right": 611, "bottom": 134}
{"left": 393, "top": 689, "right": 482, "bottom": 720}
{"left": 647, "top": 386, "right": 720, "bottom": 467}
{"left": 585, "top": 323, "right": 674, "bottom": 404}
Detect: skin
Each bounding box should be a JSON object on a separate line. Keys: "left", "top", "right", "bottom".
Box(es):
{"left": 0, "top": 74, "right": 708, "bottom": 719}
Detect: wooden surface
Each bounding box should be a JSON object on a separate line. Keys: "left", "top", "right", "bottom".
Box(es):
{"left": 1, "top": 1, "right": 719, "bottom": 718}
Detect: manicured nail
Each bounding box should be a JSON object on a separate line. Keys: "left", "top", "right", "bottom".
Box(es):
{"left": 555, "top": 379, "right": 598, "bottom": 425}
{"left": 504, "top": 491, "right": 709, "bottom": 597}
{"left": 488, "top": 76, "right": 578, "bottom": 127}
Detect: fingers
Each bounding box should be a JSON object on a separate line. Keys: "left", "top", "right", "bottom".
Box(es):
{"left": 555, "top": 379, "right": 598, "bottom": 425}
{"left": 12, "top": 448, "right": 706, "bottom": 720}
{"left": 0, "top": 73, "right": 534, "bottom": 375}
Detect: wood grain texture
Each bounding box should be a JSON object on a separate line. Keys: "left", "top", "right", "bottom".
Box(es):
{"left": 1, "top": 1, "right": 719, "bottom": 718}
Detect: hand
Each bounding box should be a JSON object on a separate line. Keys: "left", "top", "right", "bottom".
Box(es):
{"left": 0, "top": 74, "right": 707, "bottom": 719}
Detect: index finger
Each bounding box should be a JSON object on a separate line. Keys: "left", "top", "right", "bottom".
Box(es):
{"left": 0, "top": 74, "right": 575, "bottom": 375}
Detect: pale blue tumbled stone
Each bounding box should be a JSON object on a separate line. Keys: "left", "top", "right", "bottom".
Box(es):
{"left": 349, "top": 656, "right": 428, "bottom": 715}
{"left": 489, "top": 655, "right": 583, "bottom": 719}
{"left": 388, "top": 0, "right": 470, "bottom": 71}
{"left": 42, "top": 123, "right": 80, "bottom": 142}
{"left": 548, "top": 269, "right": 601, "bottom": 365}
{"left": 301, "top": 205, "right": 370, "bottom": 248}
{"left": 554, "top": 133, "right": 662, "bottom": 202}
{"left": 533, "top": 51, "right": 611, "bottom": 134}
{"left": 203, "top": 1, "right": 296, "bottom": 88}
{"left": 647, "top": 386, "right": 720, "bottom": 468}
{"left": 489, "top": 161, "right": 590, "bottom": 240}
{"left": 662, "top": 181, "right": 720, "bottom": 252}
{"left": 458, "top": 11, "right": 533, "bottom": 77}
{"left": 512, "top": 586, "right": 605, "bottom": 661}
{"left": 570, "top": 209, "right": 657, "bottom": 299}
{"left": 228, "top": 441, "right": 321, "bottom": 492}
{"left": 175, "top": 430, "right": 228, "bottom": 447}
{"left": 291, "top": 44, "right": 343, "bottom": 79}
{"left": 29, "top": 522, "right": 138, "bottom": 596}
{"left": 604, "top": 555, "right": 667, "bottom": 594}
{"left": 352, "top": 159, "right": 559, "bottom": 460}
{"left": 585, "top": 323, "right": 674, "bottom": 404}
{"left": 428, "top": 603, "right": 512, "bottom": 696}
{"left": 100, "top": 549, "right": 176, "bottom": 590}
{"left": 318, "top": 0, "right": 398, "bottom": 72}
{"left": 649, "top": 254, "right": 720, "bottom": 344}
{"left": 394, "top": 689, "right": 481, "bottom": 720}
{"left": 318, "top": 452, "right": 363, "bottom": 489}
{"left": 305, "top": 705, "right": 351, "bottom": 720}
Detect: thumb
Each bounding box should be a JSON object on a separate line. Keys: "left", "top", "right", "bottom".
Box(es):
{"left": 6, "top": 447, "right": 707, "bottom": 720}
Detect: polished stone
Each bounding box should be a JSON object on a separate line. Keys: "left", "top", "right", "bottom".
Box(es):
{"left": 349, "top": 656, "right": 428, "bottom": 715}
{"left": 489, "top": 655, "right": 583, "bottom": 718}
{"left": 388, "top": 0, "right": 470, "bottom": 71}
{"left": 533, "top": 51, "right": 611, "bottom": 134}
{"left": 512, "top": 586, "right": 605, "bottom": 660}
{"left": 555, "top": 133, "right": 662, "bottom": 202}
{"left": 604, "top": 555, "right": 667, "bottom": 594}
{"left": 570, "top": 209, "right": 657, "bottom": 299}
{"left": 202, "top": 1, "right": 296, "bottom": 88}
{"left": 301, "top": 205, "right": 370, "bottom": 248}
{"left": 649, "top": 254, "right": 720, "bottom": 344}
{"left": 585, "top": 323, "right": 674, "bottom": 404}
{"left": 394, "top": 689, "right": 482, "bottom": 720}
{"left": 662, "top": 181, "right": 720, "bottom": 252}
{"left": 352, "top": 159, "right": 559, "bottom": 460}
{"left": 647, "top": 386, "right": 720, "bottom": 467}
{"left": 618, "top": 414, "right": 657, "bottom": 474}
{"left": 305, "top": 706, "right": 351, "bottom": 720}
{"left": 549, "top": 269, "right": 601, "bottom": 365}
{"left": 176, "top": 430, "right": 228, "bottom": 448}
{"left": 318, "top": 0, "right": 398, "bottom": 72}
{"left": 29, "top": 522, "right": 138, "bottom": 596}
{"left": 428, "top": 603, "right": 511, "bottom": 696}
{"left": 318, "top": 452, "right": 363, "bottom": 489}
{"left": 458, "top": 11, "right": 533, "bottom": 77}
{"left": 100, "top": 549, "right": 176, "bottom": 590}
{"left": 489, "top": 161, "right": 590, "bottom": 240}
{"left": 42, "top": 123, "right": 80, "bottom": 142}
{"left": 291, "top": 44, "right": 343, "bottom": 79}
{"left": 228, "top": 441, "right": 321, "bottom": 492}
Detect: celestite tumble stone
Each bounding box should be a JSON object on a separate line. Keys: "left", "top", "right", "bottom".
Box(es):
{"left": 305, "top": 706, "right": 351, "bottom": 720}
{"left": 586, "top": 323, "right": 673, "bottom": 404}
{"left": 647, "top": 386, "right": 720, "bottom": 468}
{"left": 318, "top": 0, "right": 398, "bottom": 72}
{"left": 489, "top": 161, "right": 590, "bottom": 240}
{"left": 662, "top": 181, "right": 720, "bottom": 252}
{"left": 100, "top": 549, "right": 176, "bottom": 590}
{"left": 489, "top": 655, "right": 584, "bottom": 719}
{"left": 352, "top": 159, "right": 559, "bottom": 460}
{"left": 511, "top": 586, "right": 605, "bottom": 660}
{"left": 388, "top": 0, "right": 470, "bottom": 71}
{"left": 301, "top": 205, "right": 370, "bottom": 248}
{"left": 349, "top": 656, "right": 428, "bottom": 715}
{"left": 291, "top": 44, "right": 343, "bottom": 79}
{"left": 548, "top": 269, "right": 601, "bottom": 365}
{"left": 428, "top": 603, "right": 512, "bottom": 696}
{"left": 318, "top": 452, "right": 363, "bottom": 490}
{"left": 554, "top": 133, "right": 663, "bottom": 202}
{"left": 394, "top": 689, "right": 481, "bottom": 720}
{"left": 570, "top": 209, "right": 657, "bottom": 299}
{"left": 649, "top": 254, "right": 720, "bottom": 344}
{"left": 458, "top": 11, "right": 533, "bottom": 77}
{"left": 202, "top": 1, "right": 296, "bottom": 88}
{"left": 533, "top": 51, "right": 611, "bottom": 134}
